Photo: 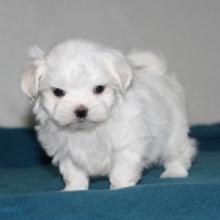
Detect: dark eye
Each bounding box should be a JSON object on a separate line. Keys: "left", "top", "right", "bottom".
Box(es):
{"left": 93, "top": 85, "right": 105, "bottom": 94}
{"left": 52, "top": 88, "right": 66, "bottom": 97}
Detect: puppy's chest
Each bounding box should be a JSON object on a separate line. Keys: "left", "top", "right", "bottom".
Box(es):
{"left": 68, "top": 131, "right": 113, "bottom": 176}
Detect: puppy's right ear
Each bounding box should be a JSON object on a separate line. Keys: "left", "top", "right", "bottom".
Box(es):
{"left": 21, "top": 46, "right": 47, "bottom": 100}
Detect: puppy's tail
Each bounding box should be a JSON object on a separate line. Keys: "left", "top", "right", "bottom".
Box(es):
{"left": 127, "top": 51, "right": 167, "bottom": 75}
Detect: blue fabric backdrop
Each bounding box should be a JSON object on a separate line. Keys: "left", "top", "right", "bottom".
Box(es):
{"left": 0, "top": 124, "right": 220, "bottom": 219}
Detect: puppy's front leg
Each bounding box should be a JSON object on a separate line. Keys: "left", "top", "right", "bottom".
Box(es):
{"left": 59, "top": 158, "right": 89, "bottom": 191}
{"left": 110, "top": 149, "right": 143, "bottom": 189}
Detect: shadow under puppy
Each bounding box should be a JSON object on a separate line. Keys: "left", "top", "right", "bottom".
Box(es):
{"left": 21, "top": 39, "right": 197, "bottom": 190}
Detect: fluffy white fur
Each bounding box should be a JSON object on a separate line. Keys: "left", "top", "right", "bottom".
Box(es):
{"left": 21, "top": 39, "right": 197, "bottom": 191}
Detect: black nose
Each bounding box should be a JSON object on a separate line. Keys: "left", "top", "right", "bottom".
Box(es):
{"left": 74, "top": 106, "right": 88, "bottom": 119}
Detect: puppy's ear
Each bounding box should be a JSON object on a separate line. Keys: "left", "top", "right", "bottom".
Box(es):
{"left": 101, "top": 50, "right": 132, "bottom": 92}
{"left": 21, "top": 46, "right": 47, "bottom": 99}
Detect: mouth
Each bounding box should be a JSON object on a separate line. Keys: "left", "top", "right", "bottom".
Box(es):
{"left": 63, "top": 118, "right": 94, "bottom": 130}
{"left": 78, "top": 118, "right": 86, "bottom": 123}
{"left": 59, "top": 115, "right": 107, "bottom": 131}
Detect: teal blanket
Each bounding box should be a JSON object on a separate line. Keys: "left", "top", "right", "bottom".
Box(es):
{"left": 0, "top": 124, "right": 220, "bottom": 219}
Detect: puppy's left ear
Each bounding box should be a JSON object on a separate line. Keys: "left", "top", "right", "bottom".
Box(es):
{"left": 101, "top": 50, "right": 132, "bottom": 92}
{"left": 20, "top": 45, "right": 47, "bottom": 100}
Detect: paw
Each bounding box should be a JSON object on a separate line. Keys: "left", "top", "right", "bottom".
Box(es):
{"left": 160, "top": 166, "right": 188, "bottom": 178}
{"left": 110, "top": 181, "right": 137, "bottom": 190}
{"left": 63, "top": 185, "right": 88, "bottom": 192}
{"left": 63, "top": 184, "right": 88, "bottom": 191}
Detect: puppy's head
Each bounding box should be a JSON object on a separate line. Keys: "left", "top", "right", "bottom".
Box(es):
{"left": 21, "top": 40, "right": 132, "bottom": 129}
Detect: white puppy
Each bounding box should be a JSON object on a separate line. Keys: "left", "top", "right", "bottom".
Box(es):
{"left": 21, "top": 39, "right": 196, "bottom": 190}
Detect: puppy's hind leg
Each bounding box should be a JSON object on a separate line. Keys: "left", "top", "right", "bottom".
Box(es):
{"left": 160, "top": 124, "right": 197, "bottom": 179}
{"left": 160, "top": 161, "right": 188, "bottom": 178}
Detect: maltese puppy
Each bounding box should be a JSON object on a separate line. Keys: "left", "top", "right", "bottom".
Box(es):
{"left": 21, "top": 39, "right": 196, "bottom": 191}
